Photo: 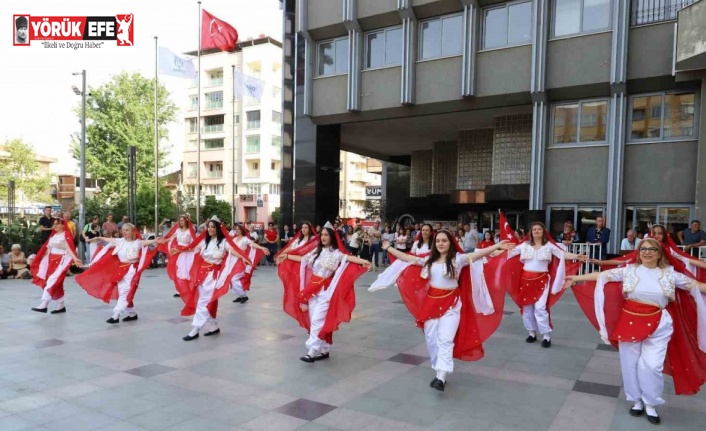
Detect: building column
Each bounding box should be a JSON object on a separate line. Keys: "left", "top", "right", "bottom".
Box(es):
{"left": 280, "top": 0, "right": 296, "bottom": 227}
{"left": 461, "top": 0, "right": 477, "bottom": 97}
{"left": 693, "top": 79, "right": 706, "bottom": 221}
{"left": 529, "top": 0, "right": 549, "bottom": 210}
{"left": 397, "top": 0, "right": 416, "bottom": 105}
{"left": 344, "top": 0, "right": 362, "bottom": 111}
{"left": 605, "top": 0, "right": 630, "bottom": 254}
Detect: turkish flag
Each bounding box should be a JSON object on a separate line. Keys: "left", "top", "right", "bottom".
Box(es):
{"left": 499, "top": 211, "right": 520, "bottom": 244}
{"left": 201, "top": 9, "right": 238, "bottom": 52}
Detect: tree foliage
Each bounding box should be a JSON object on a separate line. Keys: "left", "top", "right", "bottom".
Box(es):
{"left": 71, "top": 72, "right": 177, "bottom": 199}
{"left": 362, "top": 199, "right": 381, "bottom": 220}
{"left": 187, "top": 196, "right": 232, "bottom": 228}
{"left": 0, "top": 138, "right": 52, "bottom": 203}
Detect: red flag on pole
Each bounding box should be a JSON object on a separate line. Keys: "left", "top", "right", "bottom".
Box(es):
{"left": 499, "top": 210, "right": 520, "bottom": 244}
{"left": 201, "top": 9, "right": 238, "bottom": 52}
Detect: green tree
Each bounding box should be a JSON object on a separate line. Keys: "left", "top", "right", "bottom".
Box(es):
{"left": 71, "top": 72, "right": 177, "bottom": 199}
{"left": 194, "top": 196, "right": 232, "bottom": 228}
{"left": 0, "top": 138, "right": 52, "bottom": 203}
{"left": 271, "top": 207, "right": 281, "bottom": 226}
{"left": 362, "top": 199, "right": 381, "bottom": 220}
{"left": 134, "top": 182, "right": 177, "bottom": 231}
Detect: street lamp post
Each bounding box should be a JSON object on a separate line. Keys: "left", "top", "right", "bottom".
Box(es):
{"left": 72, "top": 70, "right": 86, "bottom": 262}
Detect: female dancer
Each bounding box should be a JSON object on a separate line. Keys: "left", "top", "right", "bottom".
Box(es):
{"left": 162, "top": 215, "right": 196, "bottom": 298}
{"left": 276, "top": 221, "right": 316, "bottom": 256}
{"left": 504, "top": 222, "right": 585, "bottom": 347}
{"left": 77, "top": 223, "right": 160, "bottom": 323}
{"left": 566, "top": 238, "right": 706, "bottom": 425}
{"left": 30, "top": 218, "right": 82, "bottom": 314}
{"left": 173, "top": 218, "right": 251, "bottom": 340}
{"left": 230, "top": 224, "right": 268, "bottom": 303}
{"left": 378, "top": 231, "right": 512, "bottom": 391}
{"left": 276, "top": 226, "right": 371, "bottom": 362}
{"left": 369, "top": 223, "right": 434, "bottom": 291}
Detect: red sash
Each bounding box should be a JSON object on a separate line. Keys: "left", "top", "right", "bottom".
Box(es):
{"left": 415, "top": 287, "right": 460, "bottom": 327}
{"left": 518, "top": 270, "right": 549, "bottom": 306}
{"left": 298, "top": 275, "right": 333, "bottom": 303}
{"left": 610, "top": 300, "right": 663, "bottom": 343}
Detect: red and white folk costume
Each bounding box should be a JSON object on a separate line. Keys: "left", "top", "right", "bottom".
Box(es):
{"left": 76, "top": 233, "right": 157, "bottom": 323}
{"left": 229, "top": 230, "right": 265, "bottom": 302}
{"left": 162, "top": 220, "right": 196, "bottom": 296}
{"left": 30, "top": 219, "right": 78, "bottom": 313}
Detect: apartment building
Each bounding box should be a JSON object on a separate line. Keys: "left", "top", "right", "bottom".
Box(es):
{"left": 182, "top": 36, "right": 283, "bottom": 224}
{"left": 339, "top": 151, "right": 382, "bottom": 218}
{"left": 280, "top": 0, "right": 706, "bottom": 253}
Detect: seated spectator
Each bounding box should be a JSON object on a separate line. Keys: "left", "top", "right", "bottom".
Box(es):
{"left": 0, "top": 245, "right": 11, "bottom": 279}
{"left": 8, "top": 244, "right": 30, "bottom": 279}
{"left": 556, "top": 220, "right": 579, "bottom": 246}
{"left": 678, "top": 220, "right": 706, "bottom": 257}
{"left": 620, "top": 229, "right": 641, "bottom": 252}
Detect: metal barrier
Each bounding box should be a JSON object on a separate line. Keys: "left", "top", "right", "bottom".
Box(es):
{"left": 676, "top": 245, "right": 706, "bottom": 261}
{"left": 565, "top": 243, "right": 602, "bottom": 275}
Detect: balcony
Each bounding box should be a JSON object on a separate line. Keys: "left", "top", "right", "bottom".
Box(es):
{"left": 631, "top": 0, "right": 698, "bottom": 26}
{"left": 206, "top": 171, "right": 223, "bottom": 179}
{"left": 203, "top": 124, "right": 224, "bottom": 134}
{"left": 676, "top": 0, "right": 706, "bottom": 71}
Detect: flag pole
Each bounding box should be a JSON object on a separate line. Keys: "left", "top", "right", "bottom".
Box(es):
{"left": 196, "top": 0, "right": 202, "bottom": 224}
{"left": 154, "top": 35, "right": 159, "bottom": 235}
{"left": 231, "top": 64, "right": 236, "bottom": 226}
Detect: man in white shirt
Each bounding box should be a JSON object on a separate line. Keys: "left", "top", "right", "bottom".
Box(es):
{"left": 620, "top": 229, "right": 641, "bottom": 251}
{"left": 462, "top": 223, "right": 478, "bottom": 252}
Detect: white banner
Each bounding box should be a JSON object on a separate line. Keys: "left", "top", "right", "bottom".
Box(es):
{"left": 157, "top": 46, "right": 197, "bottom": 79}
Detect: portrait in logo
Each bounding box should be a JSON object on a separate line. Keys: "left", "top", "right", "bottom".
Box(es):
{"left": 14, "top": 15, "right": 29, "bottom": 45}
{"left": 115, "top": 13, "right": 134, "bottom": 46}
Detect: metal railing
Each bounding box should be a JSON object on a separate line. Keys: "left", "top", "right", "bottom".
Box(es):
{"left": 676, "top": 245, "right": 706, "bottom": 261}
{"left": 630, "top": 0, "right": 698, "bottom": 26}
{"left": 565, "top": 243, "right": 602, "bottom": 275}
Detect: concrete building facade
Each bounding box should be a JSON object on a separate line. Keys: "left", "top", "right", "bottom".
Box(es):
{"left": 280, "top": 0, "right": 706, "bottom": 253}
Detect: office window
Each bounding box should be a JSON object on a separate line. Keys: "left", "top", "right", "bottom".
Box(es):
{"left": 204, "top": 139, "right": 224, "bottom": 149}
{"left": 272, "top": 111, "right": 282, "bottom": 124}
{"left": 187, "top": 162, "right": 197, "bottom": 178}
{"left": 419, "top": 13, "right": 463, "bottom": 60}
{"left": 208, "top": 69, "right": 223, "bottom": 85}
{"left": 552, "top": 0, "right": 611, "bottom": 37}
{"left": 270, "top": 184, "right": 281, "bottom": 195}
{"left": 246, "top": 111, "right": 261, "bottom": 129}
{"left": 552, "top": 99, "right": 609, "bottom": 146}
{"left": 207, "top": 163, "right": 223, "bottom": 179}
{"left": 203, "top": 184, "right": 224, "bottom": 195}
{"left": 483, "top": 1, "right": 532, "bottom": 49}
{"left": 187, "top": 118, "right": 197, "bottom": 133}
{"left": 247, "top": 183, "right": 261, "bottom": 194}
{"left": 630, "top": 92, "right": 696, "bottom": 141}
{"left": 272, "top": 135, "right": 281, "bottom": 148}
{"left": 365, "top": 26, "right": 402, "bottom": 69}
{"left": 205, "top": 91, "right": 223, "bottom": 109}
{"left": 317, "top": 37, "right": 349, "bottom": 76}
{"left": 203, "top": 115, "right": 224, "bottom": 133}
{"left": 246, "top": 135, "right": 261, "bottom": 153}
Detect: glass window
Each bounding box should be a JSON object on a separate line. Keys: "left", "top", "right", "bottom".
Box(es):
{"left": 203, "top": 115, "right": 224, "bottom": 133}
{"left": 189, "top": 95, "right": 198, "bottom": 110}
{"left": 553, "top": 0, "right": 610, "bottom": 37}
{"left": 187, "top": 163, "right": 197, "bottom": 178}
{"left": 366, "top": 26, "right": 402, "bottom": 69}
{"left": 188, "top": 118, "right": 197, "bottom": 133}
{"left": 246, "top": 136, "right": 260, "bottom": 153}
{"left": 317, "top": 37, "right": 348, "bottom": 76}
{"left": 483, "top": 1, "right": 532, "bottom": 49}
{"left": 208, "top": 69, "right": 223, "bottom": 85}
{"left": 205, "top": 91, "right": 223, "bottom": 109}
{"left": 335, "top": 38, "right": 349, "bottom": 74}
{"left": 207, "top": 163, "right": 223, "bottom": 178}
{"left": 272, "top": 111, "right": 282, "bottom": 124}
{"left": 272, "top": 135, "right": 281, "bottom": 148}
{"left": 630, "top": 92, "right": 697, "bottom": 142}
{"left": 419, "top": 14, "right": 462, "bottom": 60}
{"left": 660, "top": 207, "right": 691, "bottom": 238}
{"left": 552, "top": 100, "right": 608, "bottom": 146}
{"left": 246, "top": 111, "right": 261, "bottom": 129}
{"left": 204, "top": 139, "right": 224, "bottom": 149}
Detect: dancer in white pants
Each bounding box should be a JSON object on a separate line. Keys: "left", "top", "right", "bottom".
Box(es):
{"left": 567, "top": 238, "right": 706, "bottom": 425}
{"left": 229, "top": 224, "right": 270, "bottom": 303}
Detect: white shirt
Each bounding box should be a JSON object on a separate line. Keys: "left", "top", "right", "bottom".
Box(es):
{"left": 411, "top": 242, "right": 431, "bottom": 255}
{"left": 112, "top": 238, "right": 142, "bottom": 263}
{"left": 234, "top": 236, "right": 252, "bottom": 251}
{"left": 303, "top": 247, "right": 345, "bottom": 278}
{"left": 176, "top": 228, "right": 193, "bottom": 246}
{"left": 507, "top": 242, "right": 564, "bottom": 273}
{"left": 395, "top": 235, "right": 408, "bottom": 249}
{"left": 416, "top": 253, "right": 471, "bottom": 289}
{"left": 605, "top": 264, "right": 695, "bottom": 308}
{"left": 197, "top": 238, "right": 230, "bottom": 264}
{"left": 47, "top": 234, "right": 69, "bottom": 255}
{"left": 620, "top": 237, "right": 641, "bottom": 251}
{"left": 348, "top": 232, "right": 360, "bottom": 248}
{"left": 463, "top": 230, "right": 478, "bottom": 249}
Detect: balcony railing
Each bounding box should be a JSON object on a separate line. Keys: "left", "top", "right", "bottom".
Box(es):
{"left": 206, "top": 171, "right": 223, "bottom": 179}
{"left": 631, "top": 0, "right": 698, "bottom": 26}
{"left": 203, "top": 124, "right": 224, "bottom": 133}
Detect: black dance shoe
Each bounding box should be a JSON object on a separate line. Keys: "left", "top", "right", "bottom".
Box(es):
{"left": 31, "top": 307, "right": 48, "bottom": 313}
{"left": 122, "top": 314, "right": 138, "bottom": 322}
{"left": 430, "top": 379, "right": 445, "bottom": 392}
{"left": 541, "top": 339, "right": 552, "bottom": 348}
{"left": 106, "top": 317, "right": 120, "bottom": 324}
{"left": 300, "top": 354, "right": 315, "bottom": 363}
{"left": 233, "top": 297, "right": 243, "bottom": 303}
{"left": 239, "top": 296, "right": 249, "bottom": 304}
{"left": 629, "top": 407, "right": 644, "bottom": 417}
{"left": 173, "top": 293, "right": 180, "bottom": 298}
{"left": 50, "top": 307, "right": 66, "bottom": 314}
{"left": 647, "top": 413, "right": 660, "bottom": 425}
{"left": 183, "top": 333, "right": 199, "bottom": 341}
{"left": 525, "top": 335, "right": 537, "bottom": 343}
{"left": 204, "top": 328, "right": 221, "bottom": 336}
{"left": 314, "top": 352, "right": 330, "bottom": 361}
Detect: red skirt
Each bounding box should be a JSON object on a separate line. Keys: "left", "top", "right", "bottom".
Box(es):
{"left": 415, "top": 287, "right": 460, "bottom": 327}
{"left": 298, "top": 275, "right": 333, "bottom": 303}
{"left": 518, "top": 271, "right": 548, "bottom": 306}
{"left": 181, "top": 262, "right": 218, "bottom": 317}
{"left": 610, "top": 300, "right": 663, "bottom": 343}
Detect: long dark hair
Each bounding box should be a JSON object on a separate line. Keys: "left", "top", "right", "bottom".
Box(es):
{"left": 204, "top": 220, "right": 225, "bottom": 248}
{"left": 530, "top": 222, "right": 550, "bottom": 245}
{"left": 311, "top": 227, "right": 339, "bottom": 264}
{"left": 297, "top": 221, "right": 314, "bottom": 244}
{"left": 416, "top": 223, "right": 434, "bottom": 250}
{"left": 423, "top": 230, "right": 457, "bottom": 279}
{"left": 233, "top": 224, "right": 246, "bottom": 237}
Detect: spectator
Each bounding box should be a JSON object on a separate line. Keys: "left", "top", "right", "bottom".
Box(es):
{"left": 462, "top": 223, "right": 478, "bottom": 253}
{"left": 38, "top": 206, "right": 54, "bottom": 244}
{"left": 410, "top": 223, "right": 420, "bottom": 241}
{"left": 249, "top": 225, "right": 260, "bottom": 243}
{"left": 395, "top": 228, "right": 408, "bottom": 252}
{"left": 368, "top": 221, "right": 382, "bottom": 269}
{"left": 281, "top": 225, "right": 292, "bottom": 248}
{"left": 381, "top": 226, "right": 395, "bottom": 266}
{"left": 0, "top": 245, "right": 10, "bottom": 279}
{"left": 405, "top": 228, "right": 413, "bottom": 249}
{"left": 678, "top": 220, "right": 706, "bottom": 257}
{"left": 264, "top": 222, "right": 279, "bottom": 265}
{"left": 84, "top": 222, "right": 101, "bottom": 263}
{"left": 8, "top": 244, "right": 30, "bottom": 279}
{"left": 102, "top": 213, "right": 119, "bottom": 237}
{"left": 556, "top": 220, "right": 579, "bottom": 246}
{"left": 118, "top": 215, "right": 129, "bottom": 230}
{"left": 359, "top": 231, "right": 373, "bottom": 270}
{"left": 587, "top": 216, "right": 611, "bottom": 260}
{"left": 434, "top": 222, "right": 442, "bottom": 232}
{"left": 347, "top": 226, "right": 362, "bottom": 255}
{"left": 158, "top": 218, "right": 172, "bottom": 237}
{"left": 292, "top": 223, "right": 298, "bottom": 234}
{"left": 620, "top": 229, "right": 641, "bottom": 252}
{"left": 63, "top": 211, "right": 77, "bottom": 242}
{"left": 478, "top": 231, "right": 495, "bottom": 249}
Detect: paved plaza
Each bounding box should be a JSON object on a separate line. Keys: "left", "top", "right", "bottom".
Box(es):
{"left": 1, "top": 266, "right": 705, "bottom": 431}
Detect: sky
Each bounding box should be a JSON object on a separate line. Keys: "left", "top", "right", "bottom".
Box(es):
{"left": 0, "top": 0, "right": 283, "bottom": 175}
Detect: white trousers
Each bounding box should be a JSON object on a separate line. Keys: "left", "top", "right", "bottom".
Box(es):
{"left": 230, "top": 274, "right": 245, "bottom": 297}
{"left": 305, "top": 294, "right": 331, "bottom": 353}
{"left": 619, "top": 310, "right": 673, "bottom": 406}
{"left": 424, "top": 299, "right": 462, "bottom": 374}
{"left": 40, "top": 262, "right": 65, "bottom": 305}
{"left": 522, "top": 284, "right": 551, "bottom": 335}
{"left": 113, "top": 266, "right": 136, "bottom": 316}
{"left": 192, "top": 272, "right": 218, "bottom": 330}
